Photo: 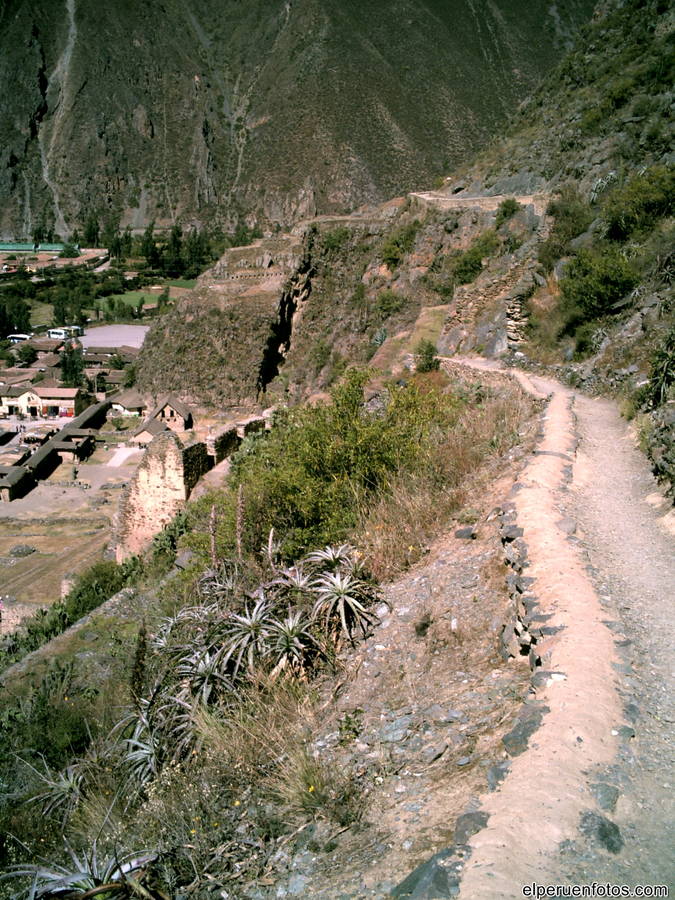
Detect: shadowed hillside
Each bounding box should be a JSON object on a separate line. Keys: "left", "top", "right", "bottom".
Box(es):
{"left": 0, "top": 0, "right": 595, "bottom": 236}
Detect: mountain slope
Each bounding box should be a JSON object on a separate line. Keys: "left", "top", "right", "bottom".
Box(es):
{"left": 137, "top": 0, "right": 673, "bottom": 485}
{"left": 0, "top": 0, "right": 595, "bottom": 237}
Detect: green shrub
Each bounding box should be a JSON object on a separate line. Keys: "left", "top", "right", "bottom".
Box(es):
{"left": 603, "top": 165, "right": 675, "bottom": 241}
{"left": 321, "top": 227, "right": 351, "bottom": 254}
{"left": 538, "top": 187, "right": 593, "bottom": 272}
{"left": 495, "top": 197, "right": 520, "bottom": 228}
{"left": 309, "top": 338, "right": 332, "bottom": 374}
{"left": 221, "top": 369, "right": 463, "bottom": 559}
{"left": 381, "top": 220, "right": 421, "bottom": 269}
{"left": 415, "top": 339, "right": 440, "bottom": 372}
{"left": 559, "top": 248, "right": 638, "bottom": 332}
{"left": 452, "top": 230, "right": 500, "bottom": 285}
{"left": 375, "top": 289, "right": 404, "bottom": 320}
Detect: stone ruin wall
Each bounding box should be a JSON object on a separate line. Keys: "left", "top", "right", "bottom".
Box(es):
{"left": 115, "top": 415, "right": 270, "bottom": 563}
{"left": 182, "top": 441, "right": 211, "bottom": 495}
{"left": 115, "top": 432, "right": 211, "bottom": 562}
{"left": 209, "top": 425, "right": 240, "bottom": 464}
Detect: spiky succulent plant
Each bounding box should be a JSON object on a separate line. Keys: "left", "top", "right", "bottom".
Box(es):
{"left": 310, "top": 571, "right": 380, "bottom": 644}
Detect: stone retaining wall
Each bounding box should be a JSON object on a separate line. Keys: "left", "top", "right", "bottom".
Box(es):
{"left": 209, "top": 425, "right": 240, "bottom": 464}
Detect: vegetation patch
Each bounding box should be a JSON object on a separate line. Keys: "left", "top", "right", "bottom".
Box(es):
{"left": 0, "top": 367, "right": 535, "bottom": 896}
{"left": 381, "top": 220, "right": 421, "bottom": 270}
{"left": 538, "top": 187, "right": 594, "bottom": 273}
{"left": 559, "top": 248, "right": 638, "bottom": 334}
{"left": 494, "top": 197, "right": 520, "bottom": 228}
{"left": 603, "top": 164, "right": 675, "bottom": 241}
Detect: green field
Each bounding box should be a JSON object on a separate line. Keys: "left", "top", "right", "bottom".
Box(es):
{"left": 165, "top": 279, "right": 197, "bottom": 289}
{"left": 100, "top": 291, "right": 157, "bottom": 309}
{"left": 28, "top": 300, "right": 54, "bottom": 328}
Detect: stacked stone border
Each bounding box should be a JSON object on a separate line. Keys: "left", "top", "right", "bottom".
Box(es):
{"left": 393, "top": 362, "right": 626, "bottom": 898}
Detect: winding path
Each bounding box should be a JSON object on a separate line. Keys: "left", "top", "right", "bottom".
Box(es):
{"left": 443, "top": 359, "right": 674, "bottom": 897}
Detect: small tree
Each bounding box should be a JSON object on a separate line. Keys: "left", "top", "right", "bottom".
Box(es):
{"left": 17, "top": 343, "right": 38, "bottom": 366}
{"left": 60, "top": 345, "right": 85, "bottom": 387}
{"left": 495, "top": 197, "right": 520, "bottom": 228}
{"left": 109, "top": 353, "right": 126, "bottom": 370}
{"left": 124, "top": 364, "right": 137, "bottom": 388}
{"left": 83, "top": 215, "right": 100, "bottom": 247}
{"left": 415, "top": 339, "right": 440, "bottom": 372}
{"left": 59, "top": 242, "right": 80, "bottom": 259}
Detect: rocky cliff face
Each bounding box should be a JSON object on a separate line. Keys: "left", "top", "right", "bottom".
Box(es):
{"left": 0, "top": 0, "right": 595, "bottom": 237}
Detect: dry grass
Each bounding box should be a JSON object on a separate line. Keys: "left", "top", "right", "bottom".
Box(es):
{"left": 195, "top": 678, "right": 361, "bottom": 827}
{"left": 359, "top": 385, "right": 533, "bottom": 580}
{"left": 522, "top": 277, "right": 573, "bottom": 364}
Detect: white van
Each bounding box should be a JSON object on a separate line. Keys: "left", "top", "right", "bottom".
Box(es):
{"left": 47, "top": 328, "right": 69, "bottom": 340}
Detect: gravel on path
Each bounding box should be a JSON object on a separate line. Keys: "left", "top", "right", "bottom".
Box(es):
{"left": 555, "top": 394, "right": 675, "bottom": 889}
{"left": 444, "top": 358, "right": 674, "bottom": 897}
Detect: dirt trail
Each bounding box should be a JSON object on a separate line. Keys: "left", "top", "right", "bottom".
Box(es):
{"left": 443, "top": 359, "right": 674, "bottom": 896}
{"left": 555, "top": 394, "right": 675, "bottom": 887}
{"left": 409, "top": 191, "right": 550, "bottom": 217}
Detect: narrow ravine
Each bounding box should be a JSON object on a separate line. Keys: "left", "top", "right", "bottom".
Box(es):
{"left": 38, "top": 0, "right": 77, "bottom": 236}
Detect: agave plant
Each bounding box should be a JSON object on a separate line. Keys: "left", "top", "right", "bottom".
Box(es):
{"left": 118, "top": 708, "right": 162, "bottom": 789}
{"left": 153, "top": 692, "right": 202, "bottom": 761}
{"left": 24, "top": 760, "right": 86, "bottom": 829}
{"left": 267, "top": 610, "right": 320, "bottom": 677}
{"left": 311, "top": 571, "right": 380, "bottom": 644}
{"left": 151, "top": 602, "right": 220, "bottom": 652}
{"left": 0, "top": 841, "right": 158, "bottom": 899}
{"left": 221, "top": 595, "right": 274, "bottom": 679}
{"left": 304, "top": 544, "right": 357, "bottom": 572}
{"left": 262, "top": 526, "right": 282, "bottom": 570}
{"left": 175, "top": 647, "right": 231, "bottom": 706}
{"left": 198, "top": 563, "right": 242, "bottom": 603}
{"left": 268, "top": 564, "right": 317, "bottom": 611}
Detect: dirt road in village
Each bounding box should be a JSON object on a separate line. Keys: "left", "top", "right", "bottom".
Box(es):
{"left": 444, "top": 359, "right": 674, "bottom": 898}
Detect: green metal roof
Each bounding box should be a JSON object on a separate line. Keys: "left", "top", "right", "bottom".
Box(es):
{"left": 0, "top": 242, "right": 34, "bottom": 252}
{"left": 37, "top": 243, "right": 67, "bottom": 252}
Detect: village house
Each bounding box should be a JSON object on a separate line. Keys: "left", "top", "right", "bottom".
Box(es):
{"left": 24, "top": 337, "right": 64, "bottom": 358}
{"left": 0, "top": 465, "right": 35, "bottom": 502}
{"left": 111, "top": 390, "right": 148, "bottom": 417}
{"left": 146, "top": 395, "right": 193, "bottom": 432}
{"left": 101, "top": 370, "right": 127, "bottom": 386}
{"left": 131, "top": 417, "right": 170, "bottom": 447}
{"left": 82, "top": 345, "right": 139, "bottom": 366}
{"left": 0, "top": 386, "right": 84, "bottom": 418}
{"left": 0, "top": 368, "right": 41, "bottom": 387}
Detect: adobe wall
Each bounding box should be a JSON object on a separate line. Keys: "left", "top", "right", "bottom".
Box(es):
{"left": 115, "top": 432, "right": 210, "bottom": 562}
